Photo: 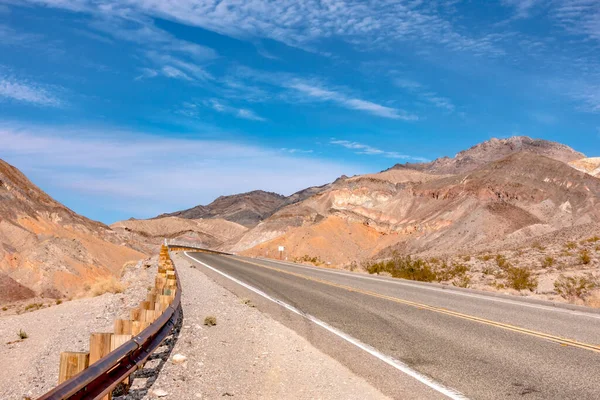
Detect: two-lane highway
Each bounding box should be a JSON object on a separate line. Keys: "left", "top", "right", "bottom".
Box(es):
{"left": 184, "top": 252, "right": 600, "bottom": 400}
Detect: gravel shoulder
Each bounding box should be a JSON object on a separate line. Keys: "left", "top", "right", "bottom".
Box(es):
{"left": 141, "top": 252, "right": 389, "bottom": 400}
{"left": 0, "top": 257, "right": 156, "bottom": 400}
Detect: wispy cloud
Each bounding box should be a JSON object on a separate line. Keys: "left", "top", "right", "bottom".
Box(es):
{"left": 0, "top": 75, "right": 62, "bottom": 107}
{"left": 20, "top": 0, "right": 507, "bottom": 58}
{"left": 0, "top": 123, "right": 364, "bottom": 220}
{"left": 330, "top": 139, "right": 427, "bottom": 161}
{"left": 501, "top": 0, "right": 542, "bottom": 19}
{"left": 290, "top": 82, "right": 416, "bottom": 120}
{"left": 281, "top": 148, "right": 313, "bottom": 154}
{"left": 179, "top": 100, "right": 266, "bottom": 121}
{"left": 394, "top": 78, "right": 455, "bottom": 113}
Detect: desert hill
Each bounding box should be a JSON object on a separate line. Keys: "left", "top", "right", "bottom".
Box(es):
{"left": 157, "top": 190, "right": 287, "bottom": 228}
{"left": 397, "top": 136, "right": 585, "bottom": 175}
{"left": 237, "top": 148, "right": 600, "bottom": 264}
{"left": 0, "top": 159, "right": 144, "bottom": 303}
{"left": 111, "top": 217, "right": 247, "bottom": 249}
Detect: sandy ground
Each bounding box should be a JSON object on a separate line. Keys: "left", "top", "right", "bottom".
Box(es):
{"left": 127, "top": 252, "right": 389, "bottom": 400}
{"left": 0, "top": 258, "right": 155, "bottom": 400}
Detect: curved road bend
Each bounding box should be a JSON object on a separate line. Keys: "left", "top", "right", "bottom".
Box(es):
{"left": 184, "top": 252, "right": 600, "bottom": 400}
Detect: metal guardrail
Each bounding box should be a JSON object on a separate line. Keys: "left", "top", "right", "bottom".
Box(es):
{"left": 36, "top": 245, "right": 187, "bottom": 400}
{"left": 35, "top": 243, "right": 229, "bottom": 400}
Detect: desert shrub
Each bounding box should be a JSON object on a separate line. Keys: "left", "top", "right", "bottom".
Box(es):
{"left": 297, "top": 254, "right": 322, "bottom": 265}
{"left": 479, "top": 254, "right": 493, "bottom": 262}
{"left": 587, "top": 236, "right": 600, "bottom": 243}
{"left": 2, "top": 306, "right": 7, "bottom": 311}
{"left": 491, "top": 280, "right": 506, "bottom": 289}
{"left": 580, "top": 250, "right": 591, "bottom": 265}
{"left": 565, "top": 241, "right": 577, "bottom": 250}
{"left": 18, "top": 329, "right": 28, "bottom": 339}
{"left": 365, "top": 255, "right": 437, "bottom": 282}
{"left": 24, "top": 303, "right": 43, "bottom": 312}
{"left": 506, "top": 267, "right": 537, "bottom": 291}
{"left": 90, "top": 277, "right": 125, "bottom": 297}
{"left": 541, "top": 256, "right": 555, "bottom": 269}
{"left": 532, "top": 242, "right": 546, "bottom": 251}
{"left": 437, "top": 262, "right": 469, "bottom": 282}
{"left": 596, "top": 245, "right": 600, "bottom": 252}
{"left": 204, "top": 315, "right": 217, "bottom": 326}
{"left": 554, "top": 275, "right": 597, "bottom": 300}
{"left": 55, "top": 299, "right": 62, "bottom": 305}
{"left": 482, "top": 266, "right": 495, "bottom": 275}
{"left": 463, "top": 255, "right": 471, "bottom": 262}
{"left": 495, "top": 254, "right": 509, "bottom": 270}
{"left": 453, "top": 275, "right": 471, "bottom": 288}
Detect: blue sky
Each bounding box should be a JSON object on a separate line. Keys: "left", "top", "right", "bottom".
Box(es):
{"left": 1, "top": 0, "right": 599, "bottom": 223}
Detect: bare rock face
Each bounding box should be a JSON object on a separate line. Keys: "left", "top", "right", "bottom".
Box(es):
{"left": 0, "top": 159, "right": 144, "bottom": 303}
{"left": 569, "top": 157, "right": 600, "bottom": 178}
{"left": 397, "top": 136, "right": 585, "bottom": 175}
{"left": 156, "top": 190, "right": 287, "bottom": 228}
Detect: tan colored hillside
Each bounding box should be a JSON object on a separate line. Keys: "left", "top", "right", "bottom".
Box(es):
{"left": 111, "top": 217, "right": 247, "bottom": 249}
{"left": 233, "top": 150, "right": 600, "bottom": 266}
{"left": 0, "top": 159, "right": 144, "bottom": 303}
{"left": 569, "top": 157, "right": 600, "bottom": 177}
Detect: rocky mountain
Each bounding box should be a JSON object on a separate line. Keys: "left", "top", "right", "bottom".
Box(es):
{"left": 157, "top": 190, "right": 287, "bottom": 228}
{"left": 0, "top": 159, "right": 144, "bottom": 303}
{"left": 396, "top": 136, "right": 585, "bottom": 175}
{"left": 233, "top": 139, "right": 599, "bottom": 266}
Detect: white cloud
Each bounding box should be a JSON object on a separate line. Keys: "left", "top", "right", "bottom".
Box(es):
{"left": 20, "top": 0, "right": 506, "bottom": 57}
{"left": 330, "top": 139, "right": 427, "bottom": 161}
{"left": 393, "top": 78, "right": 455, "bottom": 113}
{"left": 161, "top": 66, "right": 193, "bottom": 81}
{"left": 0, "top": 124, "right": 364, "bottom": 220}
{"left": 288, "top": 82, "right": 418, "bottom": 120}
{"left": 0, "top": 76, "right": 62, "bottom": 107}
{"left": 191, "top": 99, "right": 267, "bottom": 121}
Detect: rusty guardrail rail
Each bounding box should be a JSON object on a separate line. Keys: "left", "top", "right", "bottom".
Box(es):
{"left": 36, "top": 242, "right": 230, "bottom": 400}
{"left": 36, "top": 244, "right": 197, "bottom": 400}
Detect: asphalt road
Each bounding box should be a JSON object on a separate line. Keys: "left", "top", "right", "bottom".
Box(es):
{"left": 185, "top": 252, "right": 600, "bottom": 400}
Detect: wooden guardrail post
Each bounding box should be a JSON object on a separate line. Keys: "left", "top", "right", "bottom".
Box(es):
{"left": 58, "top": 352, "right": 89, "bottom": 384}
{"left": 89, "top": 333, "right": 114, "bottom": 400}
{"left": 46, "top": 244, "right": 182, "bottom": 400}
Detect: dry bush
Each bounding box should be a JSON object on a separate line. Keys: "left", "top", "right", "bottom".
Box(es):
{"left": 541, "top": 256, "right": 555, "bottom": 269}
{"left": 365, "top": 255, "right": 437, "bottom": 282}
{"left": 479, "top": 254, "right": 493, "bottom": 262}
{"left": 587, "top": 236, "right": 600, "bottom": 243}
{"left": 204, "top": 315, "right": 217, "bottom": 326}
{"left": 495, "top": 254, "right": 509, "bottom": 270}
{"left": 554, "top": 275, "right": 597, "bottom": 300}
{"left": 18, "top": 329, "right": 28, "bottom": 339}
{"left": 24, "top": 303, "right": 43, "bottom": 312}
{"left": 532, "top": 242, "right": 546, "bottom": 251}
{"left": 506, "top": 266, "right": 537, "bottom": 291}
{"left": 579, "top": 250, "right": 591, "bottom": 265}
{"left": 453, "top": 275, "right": 471, "bottom": 288}
{"left": 565, "top": 241, "right": 578, "bottom": 250}
{"left": 89, "top": 276, "right": 126, "bottom": 297}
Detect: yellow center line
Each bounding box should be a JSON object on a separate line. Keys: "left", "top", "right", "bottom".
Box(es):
{"left": 226, "top": 255, "right": 600, "bottom": 354}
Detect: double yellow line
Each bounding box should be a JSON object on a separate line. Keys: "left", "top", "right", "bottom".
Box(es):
{"left": 227, "top": 256, "right": 600, "bottom": 354}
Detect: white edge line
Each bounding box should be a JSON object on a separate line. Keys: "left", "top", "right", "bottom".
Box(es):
{"left": 184, "top": 252, "right": 469, "bottom": 400}
{"left": 251, "top": 257, "right": 600, "bottom": 320}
